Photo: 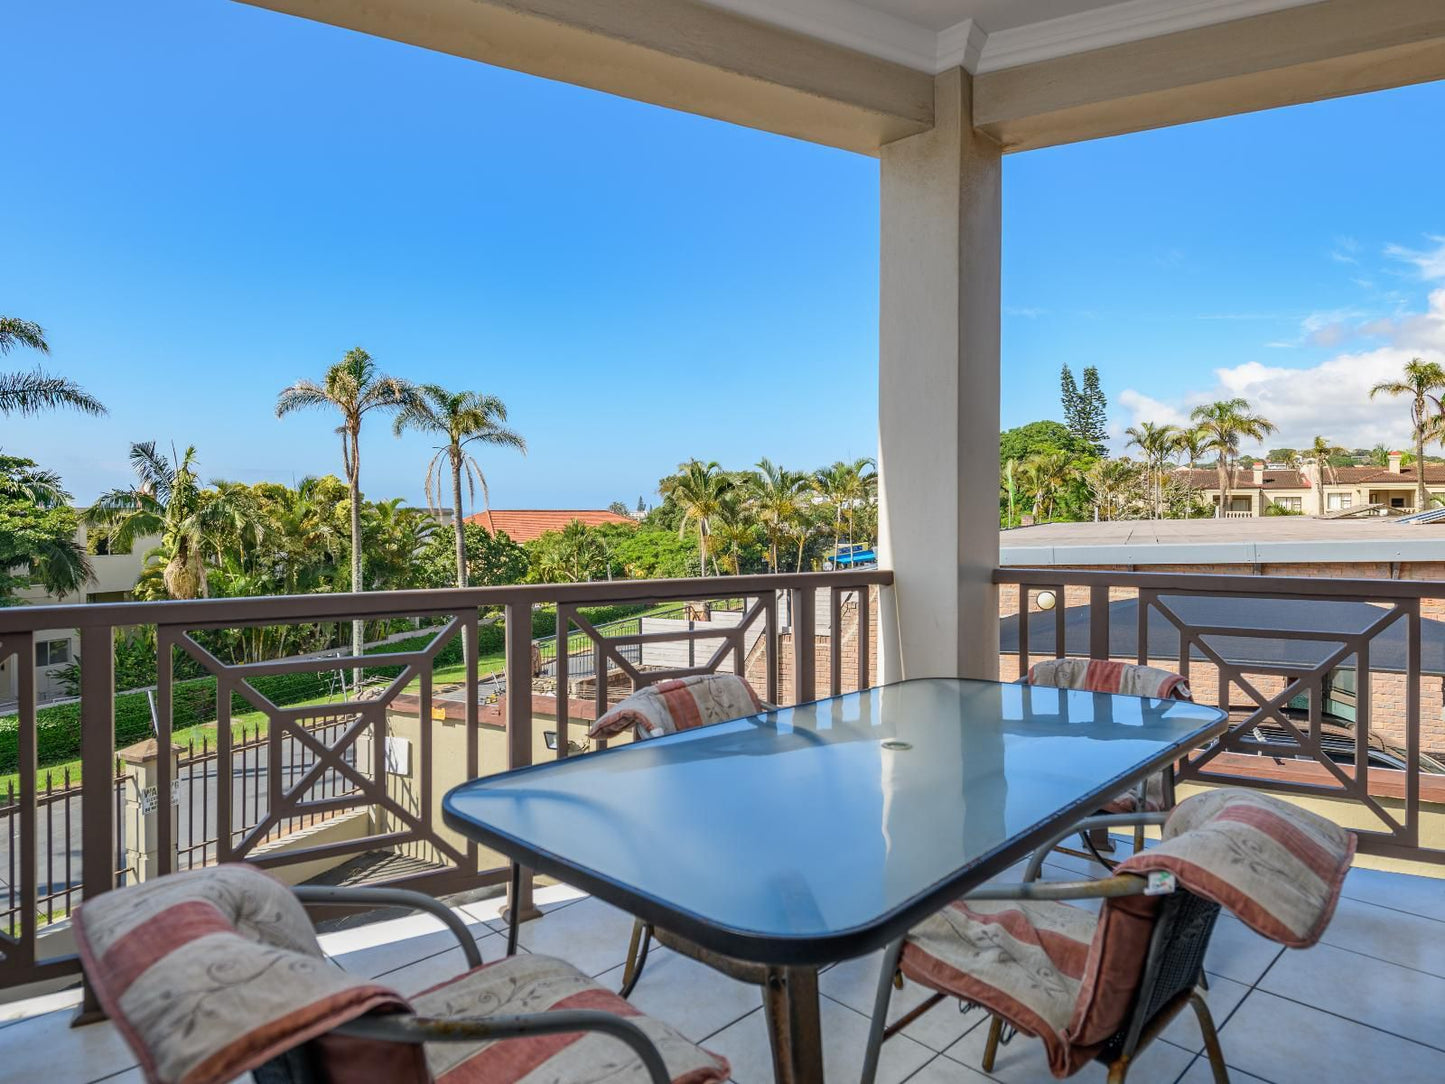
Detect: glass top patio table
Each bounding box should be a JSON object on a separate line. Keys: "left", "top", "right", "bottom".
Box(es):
{"left": 443, "top": 677, "right": 1228, "bottom": 966}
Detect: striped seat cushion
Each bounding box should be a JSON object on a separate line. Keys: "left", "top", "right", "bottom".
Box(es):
{"left": 1118, "top": 788, "right": 1355, "bottom": 947}
{"left": 900, "top": 894, "right": 1157, "bottom": 1078}
{"left": 73, "top": 864, "right": 407, "bottom": 1084}
{"left": 407, "top": 954, "right": 730, "bottom": 1083}
{"left": 588, "top": 674, "right": 765, "bottom": 740}
{"left": 1027, "top": 659, "right": 1192, "bottom": 701}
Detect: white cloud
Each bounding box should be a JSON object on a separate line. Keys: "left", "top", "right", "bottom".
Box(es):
{"left": 1385, "top": 235, "right": 1445, "bottom": 281}
{"left": 1115, "top": 290, "right": 1445, "bottom": 452}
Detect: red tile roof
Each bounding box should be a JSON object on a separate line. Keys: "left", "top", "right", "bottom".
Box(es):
{"left": 462, "top": 509, "right": 635, "bottom": 543}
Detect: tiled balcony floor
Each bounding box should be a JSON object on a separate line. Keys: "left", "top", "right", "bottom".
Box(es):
{"left": 4, "top": 851, "right": 1444, "bottom": 1084}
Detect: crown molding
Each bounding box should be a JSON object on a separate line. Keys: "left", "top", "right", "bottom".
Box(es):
{"left": 701, "top": 0, "right": 1325, "bottom": 75}
{"left": 696, "top": 0, "right": 941, "bottom": 71}
{"left": 974, "top": 0, "right": 1325, "bottom": 74}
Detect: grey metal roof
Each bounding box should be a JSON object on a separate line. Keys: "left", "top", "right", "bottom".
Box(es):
{"left": 998, "top": 595, "right": 1445, "bottom": 676}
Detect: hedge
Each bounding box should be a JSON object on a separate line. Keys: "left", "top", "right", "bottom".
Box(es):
{"left": 0, "top": 604, "right": 646, "bottom": 773}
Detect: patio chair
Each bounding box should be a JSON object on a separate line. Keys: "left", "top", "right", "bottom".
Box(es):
{"left": 585, "top": 673, "right": 771, "bottom": 999}
{"left": 1026, "top": 658, "right": 1193, "bottom": 857}
{"left": 70, "top": 864, "right": 730, "bottom": 1084}
{"left": 860, "top": 788, "right": 1356, "bottom": 1084}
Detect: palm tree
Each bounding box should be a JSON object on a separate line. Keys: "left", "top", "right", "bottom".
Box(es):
{"left": 1306, "top": 435, "right": 1349, "bottom": 515}
{"left": 84, "top": 443, "right": 249, "bottom": 599}
{"left": 660, "top": 460, "right": 734, "bottom": 578}
{"left": 1370, "top": 358, "right": 1445, "bottom": 512}
{"left": 1018, "top": 451, "right": 1080, "bottom": 521}
{"left": 394, "top": 385, "right": 526, "bottom": 588}
{"left": 1084, "top": 458, "right": 1144, "bottom": 521}
{"left": 0, "top": 316, "right": 106, "bottom": 417}
{"left": 1124, "top": 421, "right": 1179, "bottom": 518}
{"left": 748, "top": 458, "right": 810, "bottom": 572}
{"left": 1189, "top": 399, "right": 1276, "bottom": 516}
{"left": 0, "top": 455, "right": 91, "bottom": 599}
{"left": 1171, "top": 426, "right": 1210, "bottom": 518}
{"left": 276, "top": 348, "right": 417, "bottom": 663}
{"left": 813, "top": 462, "right": 852, "bottom": 559}
{"left": 711, "top": 497, "right": 757, "bottom": 575}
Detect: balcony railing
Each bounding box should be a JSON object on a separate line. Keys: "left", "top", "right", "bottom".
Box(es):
{"left": 997, "top": 567, "right": 1445, "bottom": 870}
{"left": 0, "top": 570, "right": 887, "bottom": 992}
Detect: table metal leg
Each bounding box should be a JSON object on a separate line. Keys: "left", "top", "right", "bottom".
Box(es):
{"left": 763, "top": 965, "right": 824, "bottom": 1084}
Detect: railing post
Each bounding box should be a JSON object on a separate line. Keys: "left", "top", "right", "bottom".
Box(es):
{"left": 502, "top": 601, "right": 541, "bottom": 926}
{"left": 1088, "top": 585, "right": 1110, "bottom": 660}
{"left": 75, "top": 625, "right": 114, "bottom": 1026}
{"left": 118, "top": 739, "right": 180, "bottom": 884}
{"left": 791, "top": 587, "right": 816, "bottom": 704}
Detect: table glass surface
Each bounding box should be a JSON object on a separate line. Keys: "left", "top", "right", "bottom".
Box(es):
{"left": 443, "top": 678, "right": 1225, "bottom": 950}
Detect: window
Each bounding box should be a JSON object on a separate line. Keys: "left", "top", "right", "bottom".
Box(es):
{"left": 1274, "top": 496, "right": 1302, "bottom": 511}
{"left": 1327, "top": 493, "right": 1352, "bottom": 510}
{"left": 35, "top": 639, "right": 70, "bottom": 667}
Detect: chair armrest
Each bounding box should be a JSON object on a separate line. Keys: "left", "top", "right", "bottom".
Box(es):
{"left": 1023, "top": 811, "right": 1169, "bottom": 882}
{"left": 962, "top": 873, "right": 1152, "bottom": 902}
{"left": 292, "top": 885, "right": 483, "bottom": 970}
{"left": 333, "top": 1010, "right": 671, "bottom": 1084}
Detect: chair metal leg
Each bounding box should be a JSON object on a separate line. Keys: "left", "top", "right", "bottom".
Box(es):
{"left": 1190, "top": 991, "right": 1231, "bottom": 1083}
{"left": 619, "top": 920, "right": 653, "bottom": 998}
{"left": 1106, "top": 1056, "right": 1131, "bottom": 1084}
{"left": 860, "top": 939, "right": 903, "bottom": 1084}
{"left": 981, "top": 1015, "right": 1005, "bottom": 1073}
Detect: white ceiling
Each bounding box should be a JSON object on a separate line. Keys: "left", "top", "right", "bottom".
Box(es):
{"left": 699, "top": 0, "right": 1324, "bottom": 73}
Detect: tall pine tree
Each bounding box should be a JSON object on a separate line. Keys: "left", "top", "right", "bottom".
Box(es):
{"left": 1060, "top": 365, "right": 1084, "bottom": 437}
{"left": 1080, "top": 366, "right": 1108, "bottom": 455}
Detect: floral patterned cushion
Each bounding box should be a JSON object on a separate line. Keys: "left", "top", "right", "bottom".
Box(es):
{"left": 901, "top": 893, "right": 1157, "bottom": 1078}
{"left": 1118, "top": 788, "right": 1355, "bottom": 947}
{"left": 403, "top": 954, "right": 730, "bottom": 1083}
{"left": 1027, "top": 659, "right": 1192, "bottom": 701}
{"left": 588, "top": 674, "right": 765, "bottom": 740}
{"left": 77, "top": 868, "right": 731, "bottom": 1084}
{"left": 73, "top": 864, "right": 407, "bottom": 1084}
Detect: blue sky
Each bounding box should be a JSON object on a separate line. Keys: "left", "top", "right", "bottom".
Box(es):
{"left": 5, "top": 2, "right": 1445, "bottom": 509}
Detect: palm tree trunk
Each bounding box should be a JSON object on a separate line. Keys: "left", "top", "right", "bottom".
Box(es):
{"left": 451, "top": 453, "right": 467, "bottom": 589}
{"left": 698, "top": 523, "right": 707, "bottom": 578}
{"left": 1416, "top": 401, "right": 1428, "bottom": 511}
{"left": 348, "top": 430, "right": 364, "bottom": 688}
{"left": 1216, "top": 460, "right": 1229, "bottom": 518}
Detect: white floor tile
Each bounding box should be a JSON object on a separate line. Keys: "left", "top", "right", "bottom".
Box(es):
{"left": 900, "top": 1052, "right": 993, "bottom": 1082}
{"left": 1258, "top": 941, "right": 1445, "bottom": 1050}
{"left": 0, "top": 985, "right": 84, "bottom": 1028}
{"left": 370, "top": 932, "right": 511, "bottom": 996}
{"left": 1202, "top": 914, "right": 1284, "bottom": 986}
{"left": 1175, "top": 1056, "right": 1270, "bottom": 1084}
{"left": 705, "top": 998, "right": 933, "bottom": 1084}
{"left": 1318, "top": 896, "right": 1445, "bottom": 979}
{"left": 512, "top": 895, "right": 639, "bottom": 977}
{"left": 1158, "top": 976, "right": 1249, "bottom": 1054}
{"left": 1218, "top": 990, "right": 1445, "bottom": 1084}
{"left": 594, "top": 947, "right": 763, "bottom": 1043}
{"left": 819, "top": 949, "right": 983, "bottom": 1053}
{"left": 321, "top": 908, "right": 495, "bottom": 979}
{"left": 1341, "top": 866, "right": 1445, "bottom": 923}
{"left": 0, "top": 1009, "right": 137, "bottom": 1084}
{"left": 944, "top": 1021, "right": 1194, "bottom": 1083}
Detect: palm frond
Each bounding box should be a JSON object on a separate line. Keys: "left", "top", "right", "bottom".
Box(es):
{"left": 0, "top": 317, "right": 50, "bottom": 356}
{"left": 274, "top": 381, "right": 332, "bottom": 417}
{"left": 0, "top": 369, "right": 106, "bottom": 416}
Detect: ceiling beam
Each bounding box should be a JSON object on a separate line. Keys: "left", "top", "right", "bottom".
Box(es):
{"left": 974, "top": 0, "right": 1445, "bottom": 152}
{"left": 234, "top": 0, "right": 933, "bottom": 155}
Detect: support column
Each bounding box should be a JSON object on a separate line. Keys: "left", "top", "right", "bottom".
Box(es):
{"left": 878, "top": 67, "right": 1002, "bottom": 681}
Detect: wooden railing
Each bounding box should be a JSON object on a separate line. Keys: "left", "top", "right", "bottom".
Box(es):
{"left": 0, "top": 570, "right": 888, "bottom": 992}
{"left": 997, "top": 567, "right": 1445, "bottom": 868}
